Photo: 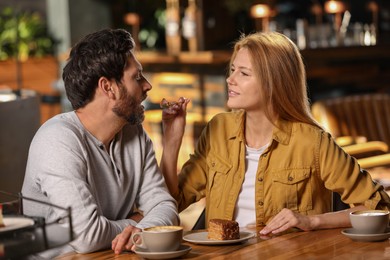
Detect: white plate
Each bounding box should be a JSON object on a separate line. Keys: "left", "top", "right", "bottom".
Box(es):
{"left": 0, "top": 217, "right": 35, "bottom": 233}
{"left": 183, "top": 231, "right": 255, "bottom": 245}
{"left": 134, "top": 244, "right": 191, "bottom": 259}
{"left": 341, "top": 228, "right": 390, "bottom": 242}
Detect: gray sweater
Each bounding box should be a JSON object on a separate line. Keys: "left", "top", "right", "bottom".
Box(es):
{"left": 21, "top": 112, "right": 179, "bottom": 254}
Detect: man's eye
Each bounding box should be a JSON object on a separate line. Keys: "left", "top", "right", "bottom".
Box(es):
{"left": 135, "top": 73, "right": 142, "bottom": 81}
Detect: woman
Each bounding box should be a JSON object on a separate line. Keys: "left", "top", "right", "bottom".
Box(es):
{"left": 160, "top": 32, "right": 390, "bottom": 235}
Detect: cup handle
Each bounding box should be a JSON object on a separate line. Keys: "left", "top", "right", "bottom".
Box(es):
{"left": 131, "top": 232, "right": 145, "bottom": 249}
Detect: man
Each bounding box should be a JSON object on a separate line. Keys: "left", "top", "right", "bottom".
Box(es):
{"left": 21, "top": 28, "right": 179, "bottom": 256}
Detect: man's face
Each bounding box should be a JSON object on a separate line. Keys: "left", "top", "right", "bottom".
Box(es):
{"left": 112, "top": 55, "right": 152, "bottom": 125}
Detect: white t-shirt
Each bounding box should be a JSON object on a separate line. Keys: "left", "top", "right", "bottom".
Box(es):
{"left": 234, "top": 143, "right": 268, "bottom": 228}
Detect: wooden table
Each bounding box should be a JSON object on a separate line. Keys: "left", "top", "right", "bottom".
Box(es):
{"left": 56, "top": 228, "right": 390, "bottom": 259}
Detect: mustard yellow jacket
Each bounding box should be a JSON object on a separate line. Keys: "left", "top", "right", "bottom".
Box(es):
{"left": 176, "top": 110, "right": 390, "bottom": 226}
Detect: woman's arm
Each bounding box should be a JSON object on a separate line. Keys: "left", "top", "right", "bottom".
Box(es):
{"left": 160, "top": 97, "right": 190, "bottom": 197}
{"left": 259, "top": 205, "right": 366, "bottom": 235}
{"left": 261, "top": 131, "right": 389, "bottom": 236}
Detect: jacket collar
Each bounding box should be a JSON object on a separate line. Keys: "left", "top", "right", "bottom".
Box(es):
{"left": 228, "top": 110, "right": 292, "bottom": 145}
{"left": 228, "top": 110, "right": 245, "bottom": 141}
{"left": 272, "top": 119, "right": 293, "bottom": 145}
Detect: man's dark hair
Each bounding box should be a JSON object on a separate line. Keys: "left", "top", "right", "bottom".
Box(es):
{"left": 63, "top": 28, "right": 135, "bottom": 109}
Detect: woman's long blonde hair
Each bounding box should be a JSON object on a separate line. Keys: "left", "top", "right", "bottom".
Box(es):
{"left": 230, "top": 31, "right": 320, "bottom": 127}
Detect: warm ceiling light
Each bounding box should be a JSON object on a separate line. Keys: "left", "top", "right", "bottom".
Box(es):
{"left": 367, "top": 1, "right": 378, "bottom": 12}
{"left": 250, "top": 4, "right": 271, "bottom": 18}
{"left": 124, "top": 13, "right": 140, "bottom": 25}
{"left": 311, "top": 3, "right": 323, "bottom": 16}
{"left": 311, "top": 3, "right": 323, "bottom": 24}
{"left": 324, "top": 0, "right": 345, "bottom": 14}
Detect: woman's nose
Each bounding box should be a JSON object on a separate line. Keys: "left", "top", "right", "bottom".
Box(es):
{"left": 226, "top": 74, "right": 234, "bottom": 85}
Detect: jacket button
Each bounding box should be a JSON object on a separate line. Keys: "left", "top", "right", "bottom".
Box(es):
{"left": 211, "top": 162, "right": 215, "bottom": 167}
{"left": 288, "top": 176, "right": 294, "bottom": 181}
{"left": 258, "top": 177, "right": 263, "bottom": 182}
{"left": 258, "top": 201, "right": 264, "bottom": 206}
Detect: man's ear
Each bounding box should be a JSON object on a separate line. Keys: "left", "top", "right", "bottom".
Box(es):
{"left": 98, "top": 77, "right": 115, "bottom": 98}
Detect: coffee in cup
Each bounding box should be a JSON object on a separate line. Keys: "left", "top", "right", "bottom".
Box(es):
{"left": 349, "top": 210, "right": 390, "bottom": 234}
{"left": 131, "top": 225, "right": 183, "bottom": 252}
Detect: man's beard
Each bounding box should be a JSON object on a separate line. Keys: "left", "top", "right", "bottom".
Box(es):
{"left": 112, "top": 88, "right": 145, "bottom": 125}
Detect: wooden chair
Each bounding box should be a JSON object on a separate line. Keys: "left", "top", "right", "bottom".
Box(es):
{"left": 312, "top": 93, "right": 390, "bottom": 210}
{"left": 312, "top": 93, "right": 390, "bottom": 169}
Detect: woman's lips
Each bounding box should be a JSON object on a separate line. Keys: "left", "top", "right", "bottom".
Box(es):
{"left": 228, "top": 89, "right": 239, "bottom": 96}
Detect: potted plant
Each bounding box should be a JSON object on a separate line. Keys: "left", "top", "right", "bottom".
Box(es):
{"left": 0, "top": 6, "right": 56, "bottom": 61}
{"left": 0, "top": 6, "right": 60, "bottom": 124}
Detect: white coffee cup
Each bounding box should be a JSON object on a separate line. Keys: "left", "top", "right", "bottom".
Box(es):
{"left": 131, "top": 225, "right": 183, "bottom": 252}
{"left": 350, "top": 210, "right": 390, "bottom": 234}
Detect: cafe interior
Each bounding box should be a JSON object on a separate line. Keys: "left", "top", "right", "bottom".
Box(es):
{"left": 1, "top": 0, "right": 390, "bottom": 258}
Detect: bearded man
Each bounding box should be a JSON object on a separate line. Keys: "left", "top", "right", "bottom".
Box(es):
{"left": 21, "top": 28, "right": 178, "bottom": 257}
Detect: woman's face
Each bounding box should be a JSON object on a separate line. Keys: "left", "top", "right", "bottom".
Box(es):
{"left": 226, "top": 48, "right": 263, "bottom": 112}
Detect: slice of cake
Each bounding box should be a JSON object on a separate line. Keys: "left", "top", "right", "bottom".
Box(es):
{"left": 207, "top": 219, "right": 240, "bottom": 240}
{"left": 0, "top": 205, "right": 4, "bottom": 227}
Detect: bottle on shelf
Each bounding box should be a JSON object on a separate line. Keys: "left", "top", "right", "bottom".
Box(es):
{"left": 182, "top": 0, "right": 204, "bottom": 52}
{"left": 165, "top": 0, "right": 181, "bottom": 55}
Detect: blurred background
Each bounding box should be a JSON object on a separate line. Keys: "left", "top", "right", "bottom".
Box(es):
{"left": 1, "top": 0, "right": 389, "bottom": 117}
{"left": 1, "top": 0, "right": 389, "bottom": 115}
{"left": 1, "top": 0, "right": 389, "bottom": 160}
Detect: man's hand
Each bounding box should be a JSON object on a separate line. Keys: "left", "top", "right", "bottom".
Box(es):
{"left": 112, "top": 225, "right": 142, "bottom": 254}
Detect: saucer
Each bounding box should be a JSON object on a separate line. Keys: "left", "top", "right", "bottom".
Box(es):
{"left": 134, "top": 244, "right": 191, "bottom": 259}
{"left": 341, "top": 228, "right": 390, "bottom": 242}
{"left": 0, "top": 217, "right": 35, "bottom": 233}
{"left": 183, "top": 231, "right": 255, "bottom": 245}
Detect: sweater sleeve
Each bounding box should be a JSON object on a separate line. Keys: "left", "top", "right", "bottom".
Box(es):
{"left": 134, "top": 130, "right": 179, "bottom": 229}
